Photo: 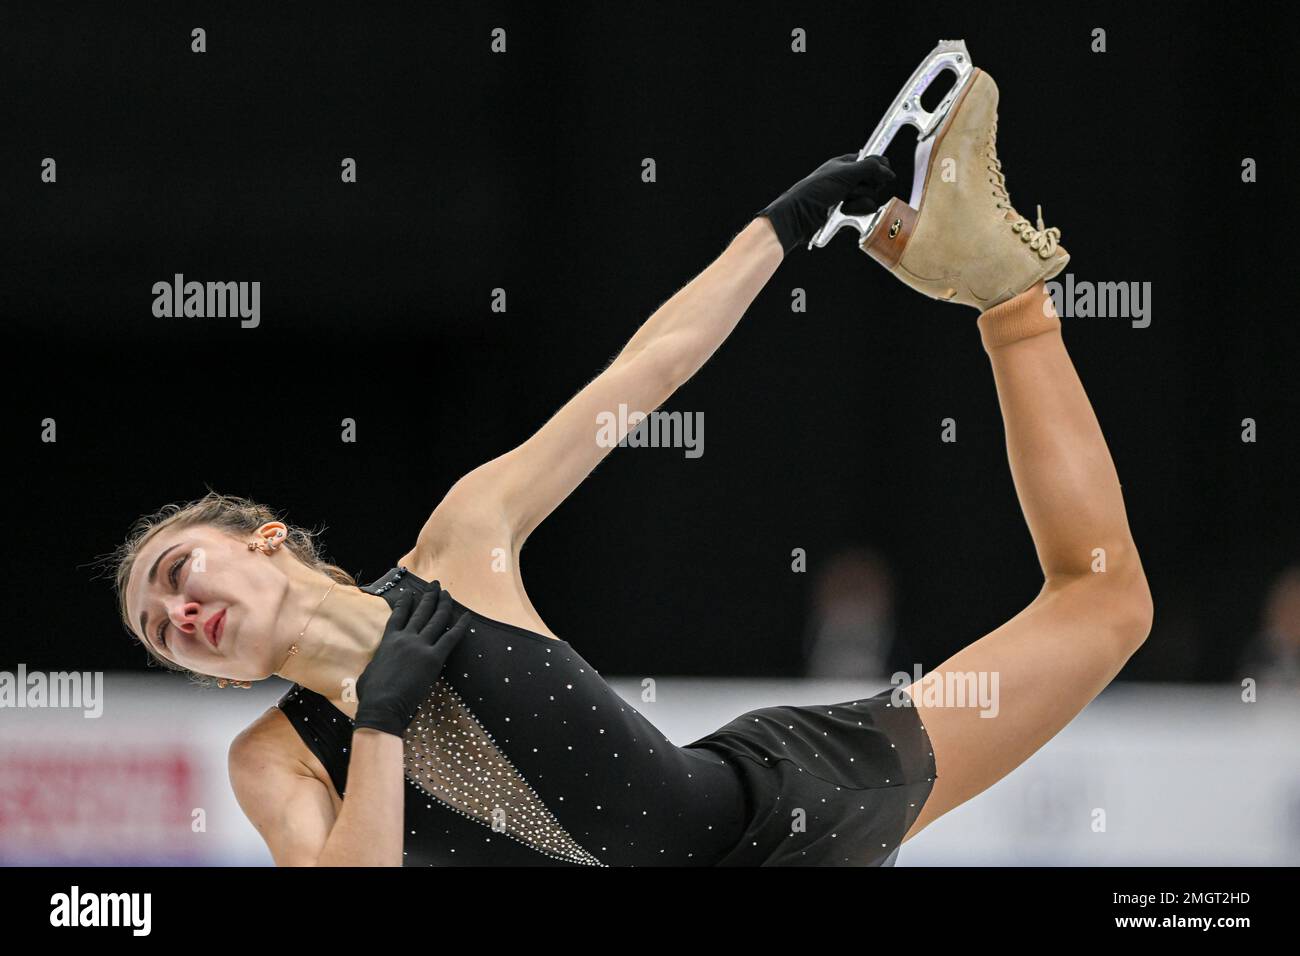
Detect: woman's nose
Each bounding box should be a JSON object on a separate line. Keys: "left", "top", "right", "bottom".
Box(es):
{"left": 171, "top": 600, "right": 202, "bottom": 632}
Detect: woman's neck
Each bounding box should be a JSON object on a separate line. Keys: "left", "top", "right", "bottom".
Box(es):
{"left": 275, "top": 581, "right": 392, "bottom": 718}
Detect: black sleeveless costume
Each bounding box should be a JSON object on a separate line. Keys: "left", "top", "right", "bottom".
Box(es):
{"left": 277, "top": 566, "right": 937, "bottom": 866}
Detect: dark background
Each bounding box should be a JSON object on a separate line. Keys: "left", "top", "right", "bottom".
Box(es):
{"left": 4, "top": 1, "right": 1295, "bottom": 680}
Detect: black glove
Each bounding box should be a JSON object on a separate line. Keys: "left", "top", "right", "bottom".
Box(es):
{"left": 353, "top": 583, "right": 472, "bottom": 737}
{"left": 756, "top": 153, "right": 895, "bottom": 255}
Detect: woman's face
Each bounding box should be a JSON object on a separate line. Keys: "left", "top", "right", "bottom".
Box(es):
{"left": 125, "top": 524, "right": 293, "bottom": 681}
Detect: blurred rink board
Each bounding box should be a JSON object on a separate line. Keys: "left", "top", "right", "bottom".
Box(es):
{"left": 1, "top": 673, "right": 1296, "bottom": 865}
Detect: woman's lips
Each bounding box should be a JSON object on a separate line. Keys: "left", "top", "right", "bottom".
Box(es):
{"left": 206, "top": 609, "right": 227, "bottom": 649}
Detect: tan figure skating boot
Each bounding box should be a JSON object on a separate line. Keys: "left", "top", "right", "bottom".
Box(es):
{"left": 860, "top": 69, "right": 1069, "bottom": 310}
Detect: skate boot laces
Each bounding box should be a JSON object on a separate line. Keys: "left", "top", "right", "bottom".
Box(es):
{"left": 986, "top": 117, "right": 1061, "bottom": 259}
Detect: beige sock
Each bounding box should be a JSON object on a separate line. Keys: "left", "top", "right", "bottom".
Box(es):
{"left": 976, "top": 281, "right": 1061, "bottom": 350}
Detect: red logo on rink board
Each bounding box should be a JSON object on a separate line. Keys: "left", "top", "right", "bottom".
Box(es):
{"left": 0, "top": 748, "right": 198, "bottom": 863}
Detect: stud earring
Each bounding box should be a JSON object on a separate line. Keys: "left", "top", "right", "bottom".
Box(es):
{"left": 247, "top": 529, "right": 286, "bottom": 554}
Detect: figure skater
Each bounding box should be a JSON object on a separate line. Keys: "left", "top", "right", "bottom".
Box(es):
{"left": 112, "top": 69, "right": 1151, "bottom": 865}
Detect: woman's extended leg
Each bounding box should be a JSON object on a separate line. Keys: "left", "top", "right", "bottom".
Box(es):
{"left": 901, "top": 282, "right": 1153, "bottom": 841}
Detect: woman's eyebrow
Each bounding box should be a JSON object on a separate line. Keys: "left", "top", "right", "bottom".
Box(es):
{"left": 137, "top": 542, "right": 182, "bottom": 641}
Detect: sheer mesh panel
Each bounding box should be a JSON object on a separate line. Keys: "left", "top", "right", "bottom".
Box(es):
{"left": 403, "top": 678, "right": 605, "bottom": 866}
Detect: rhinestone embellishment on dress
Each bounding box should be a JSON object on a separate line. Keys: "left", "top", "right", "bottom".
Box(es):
{"left": 403, "top": 677, "right": 606, "bottom": 867}
{"left": 373, "top": 565, "right": 409, "bottom": 594}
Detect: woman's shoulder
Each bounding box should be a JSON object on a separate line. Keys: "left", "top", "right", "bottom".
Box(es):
{"left": 229, "top": 704, "right": 303, "bottom": 767}
{"left": 229, "top": 702, "right": 334, "bottom": 785}
{"left": 230, "top": 703, "right": 344, "bottom": 804}
{"left": 406, "top": 473, "right": 519, "bottom": 565}
{"left": 395, "top": 546, "right": 562, "bottom": 642}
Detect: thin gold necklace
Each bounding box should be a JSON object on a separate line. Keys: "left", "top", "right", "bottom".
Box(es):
{"left": 279, "top": 581, "right": 337, "bottom": 672}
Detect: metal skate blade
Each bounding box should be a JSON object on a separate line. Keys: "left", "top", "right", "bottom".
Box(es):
{"left": 810, "top": 39, "right": 976, "bottom": 250}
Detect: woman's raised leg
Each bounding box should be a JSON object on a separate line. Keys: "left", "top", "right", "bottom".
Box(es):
{"left": 901, "top": 282, "right": 1153, "bottom": 841}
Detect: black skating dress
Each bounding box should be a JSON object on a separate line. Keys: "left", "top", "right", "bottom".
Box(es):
{"left": 277, "top": 566, "right": 936, "bottom": 866}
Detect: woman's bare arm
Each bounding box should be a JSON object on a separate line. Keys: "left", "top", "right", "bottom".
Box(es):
{"left": 417, "top": 218, "right": 784, "bottom": 548}
{"left": 229, "top": 714, "right": 407, "bottom": 866}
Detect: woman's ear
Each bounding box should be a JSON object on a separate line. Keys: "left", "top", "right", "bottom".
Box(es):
{"left": 250, "top": 521, "right": 289, "bottom": 552}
